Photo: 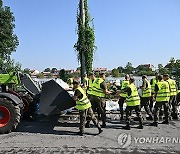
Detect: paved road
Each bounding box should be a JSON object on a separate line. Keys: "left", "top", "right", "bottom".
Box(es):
{"left": 0, "top": 114, "right": 180, "bottom": 154}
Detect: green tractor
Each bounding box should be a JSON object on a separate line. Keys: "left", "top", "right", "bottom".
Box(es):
{"left": 0, "top": 72, "right": 76, "bottom": 134}
{"left": 0, "top": 72, "right": 23, "bottom": 133}
{"left": 0, "top": 72, "right": 39, "bottom": 134}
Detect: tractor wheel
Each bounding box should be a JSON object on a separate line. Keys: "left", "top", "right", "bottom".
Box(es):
{"left": 21, "top": 95, "right": 35, "bottom": 119}
{"left": 0, "top": 98, "right": 21, "bottom": 134}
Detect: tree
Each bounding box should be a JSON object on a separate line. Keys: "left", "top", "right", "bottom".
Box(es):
{"left": 112, "top": 68, "right": 120, "bottom": 77}
{"left": 124, "top": 62, "right": 134, "bottom": 74}
{"left": 74, "top": 0, "right": 96, "bottom": 76}
{"left": 23, "top": 68, "right": 30, "bottom": 74}
{"left": 0, "top": 58, "right": 21, "bottom": 73}
{"left": 51, "top": 68, "right": 57, "bottom": 73}
{"left": 59, "top": 69, "right": 67, "bottom": 81}
{"left": 0, "top": 1, "right": 19, "bottom": 64}
{"left": 158, "top": 64, "right": 169, "bottom": 75}
{"left": 117, "top": 66, "right": 124, "bottom": 73}
{"left": 44, "top": 68, "right": 51, "bottom": 72}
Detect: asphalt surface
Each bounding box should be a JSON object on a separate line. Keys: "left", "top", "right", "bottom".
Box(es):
{"left": 0, "top": 113, "right": 180, "bottom": 154}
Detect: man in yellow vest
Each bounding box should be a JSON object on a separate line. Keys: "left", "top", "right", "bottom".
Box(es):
{"left": 150, "top": 72, "right": 159, "bottom": 112}
{"left": 163, "top": 74, "right": 178, "bottom": 120}
{"left": 91, "top": 72, "right": 111, "bottom": 128}
{"left": 118, "top": 74, "right": 129, "bottom": 120}
{"left": 140, "top": 75, "right": 153, "bottom": 120}
{"left": 151, "top": 75, "right": 170, "bottom": 127}
{"left": 122, "top": 77, "right": 143, "bottom": 130}
{"left": 82, "top": 73, "right": 89, "bottom": 93}
{"left": 72, "top": 79, "right": 103, "bottom": 136}
{"left": 85, "top": 72, "right": 97, "bottom": 128}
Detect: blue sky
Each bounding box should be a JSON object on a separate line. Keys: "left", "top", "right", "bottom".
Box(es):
{"left": 3, "top": 0, "right": 180, "bottom": 71}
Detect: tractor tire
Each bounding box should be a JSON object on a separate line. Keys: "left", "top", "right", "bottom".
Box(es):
{"left": 21, "top": 94, "right": 35, "bottom": 119}
{"left": 0, "top": 98, "right": 21, "bottom": 134}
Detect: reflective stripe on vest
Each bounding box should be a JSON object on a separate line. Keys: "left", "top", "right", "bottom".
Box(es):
{"left": 120, "top": 80, "right": 129, "bottom": 97}
{"left": 126, "top": 83, "right": 140, "bottom": 106}
{"left": 92, "top": 78, "right": 105, "bottom": 97}
{"left": 142, "top": 79, "right": 151, "bottom": 97}
{"left": 156, "top": 81, "right": 170, "bottom": 102}
{"left": 151, "top": 78, "right": 158, "bottom": 93}
{"left": 75, "top": 86, "right": 91, "bottom": 110}
{"left": 87, "top": 78, "right": 96, "bottom": 95}
{"left": 167, "top": 79, "right": 177, "bottom": 96}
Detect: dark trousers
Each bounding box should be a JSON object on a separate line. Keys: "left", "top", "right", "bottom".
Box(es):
{"left": 90, "top": 95, "right": 106, "bottom": 124}
{"left": 140, "top": 97, "right": 152, "bottom": 116}
{"left": 169, "top": 95, "right": 178, "bottom": 117}
{"left": 153, "top": 101, "right": 169, "bottom": 123}
{"left": 125, "top": 105, "right": 143, "bottom": 125}
{"left": 79, "top": 107, "right": 100, "bottom": 132}
{"left": 149, "top": 94, "right": 155, "bottom": 113}
{"left": 118, "top": 96, "right": 126, "bottom": 117}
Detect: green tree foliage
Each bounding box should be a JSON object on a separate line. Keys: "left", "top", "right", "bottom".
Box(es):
{"left": 158, "top": 64, "right": 169, "bottom": 75}
{"left": 59, "top": 69, "right": 67, "bottom": 81}
{"left": 74, "top": 0, "right": 96, "bottom": 75}
{"left": 124, "top": 62, "right": 134, "bottom": 74}
{"left": 0, "top": 58, "right": 21, "bottom": 73}
{"left": 136, "top": 65, "right": 154, "bottom": 76}
{"left": 23, "top": 68, "right": 30, "bottom": 74}
{"left": 112, "top": 68, "right": 120, "bottom": 77}
{"left": 51, "top": 68, "right": 57, "bottom": 73}
{"left": 0, "top": 0, "right": 19, "bottom": 70}
{"left": 44, "top": 68, "right": 51, "bottom": 72}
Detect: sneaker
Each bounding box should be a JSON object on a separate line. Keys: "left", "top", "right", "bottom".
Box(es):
{"left": 150, "top": 122, "right": 158, "bottom": 127}
{"left": 123, "top": 125, "right": 131, "bottom": 130}
{"left": 161, "top": 121, "right": 169, "bottom": 124}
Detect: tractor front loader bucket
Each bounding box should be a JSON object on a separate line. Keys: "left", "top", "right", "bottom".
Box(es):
{"left": 39, "top": 80, "right": 76, "bottom": 116}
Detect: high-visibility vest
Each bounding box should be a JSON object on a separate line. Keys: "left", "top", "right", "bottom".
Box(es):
{"left": 156, "top": 81, "right": 170, "bottom": 102}
{"left": 126, "top": 83, "right": 140, "bottom": 106}
{"left": 87, "top": 78, "right": 96, "bottom": 95}
{"left": 142, "top": 79, "right": 151, "bottom": 97}
{"left": 120, "top": 80, "right": 129, "bottom": 97}
{"left": 68, "top": 78, "right": 73, "bottom": 88}
{"left": 75, "top": 86, "right": 91, "bottom": 110}
{"left": 151, "top": 78, "right": 158, "bottom": 93}
{"left": 82, "top": 77, "right": 89, "bottom": 91}
{"left": 166, "top": 79, "right": 177, "bottom": 96}
{"left": 92, "top": 78, "right": 106, "bottom": 98}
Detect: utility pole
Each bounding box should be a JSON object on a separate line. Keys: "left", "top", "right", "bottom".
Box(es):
{"left": 79, "top": 0, "right": 86, "bottom": 82}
